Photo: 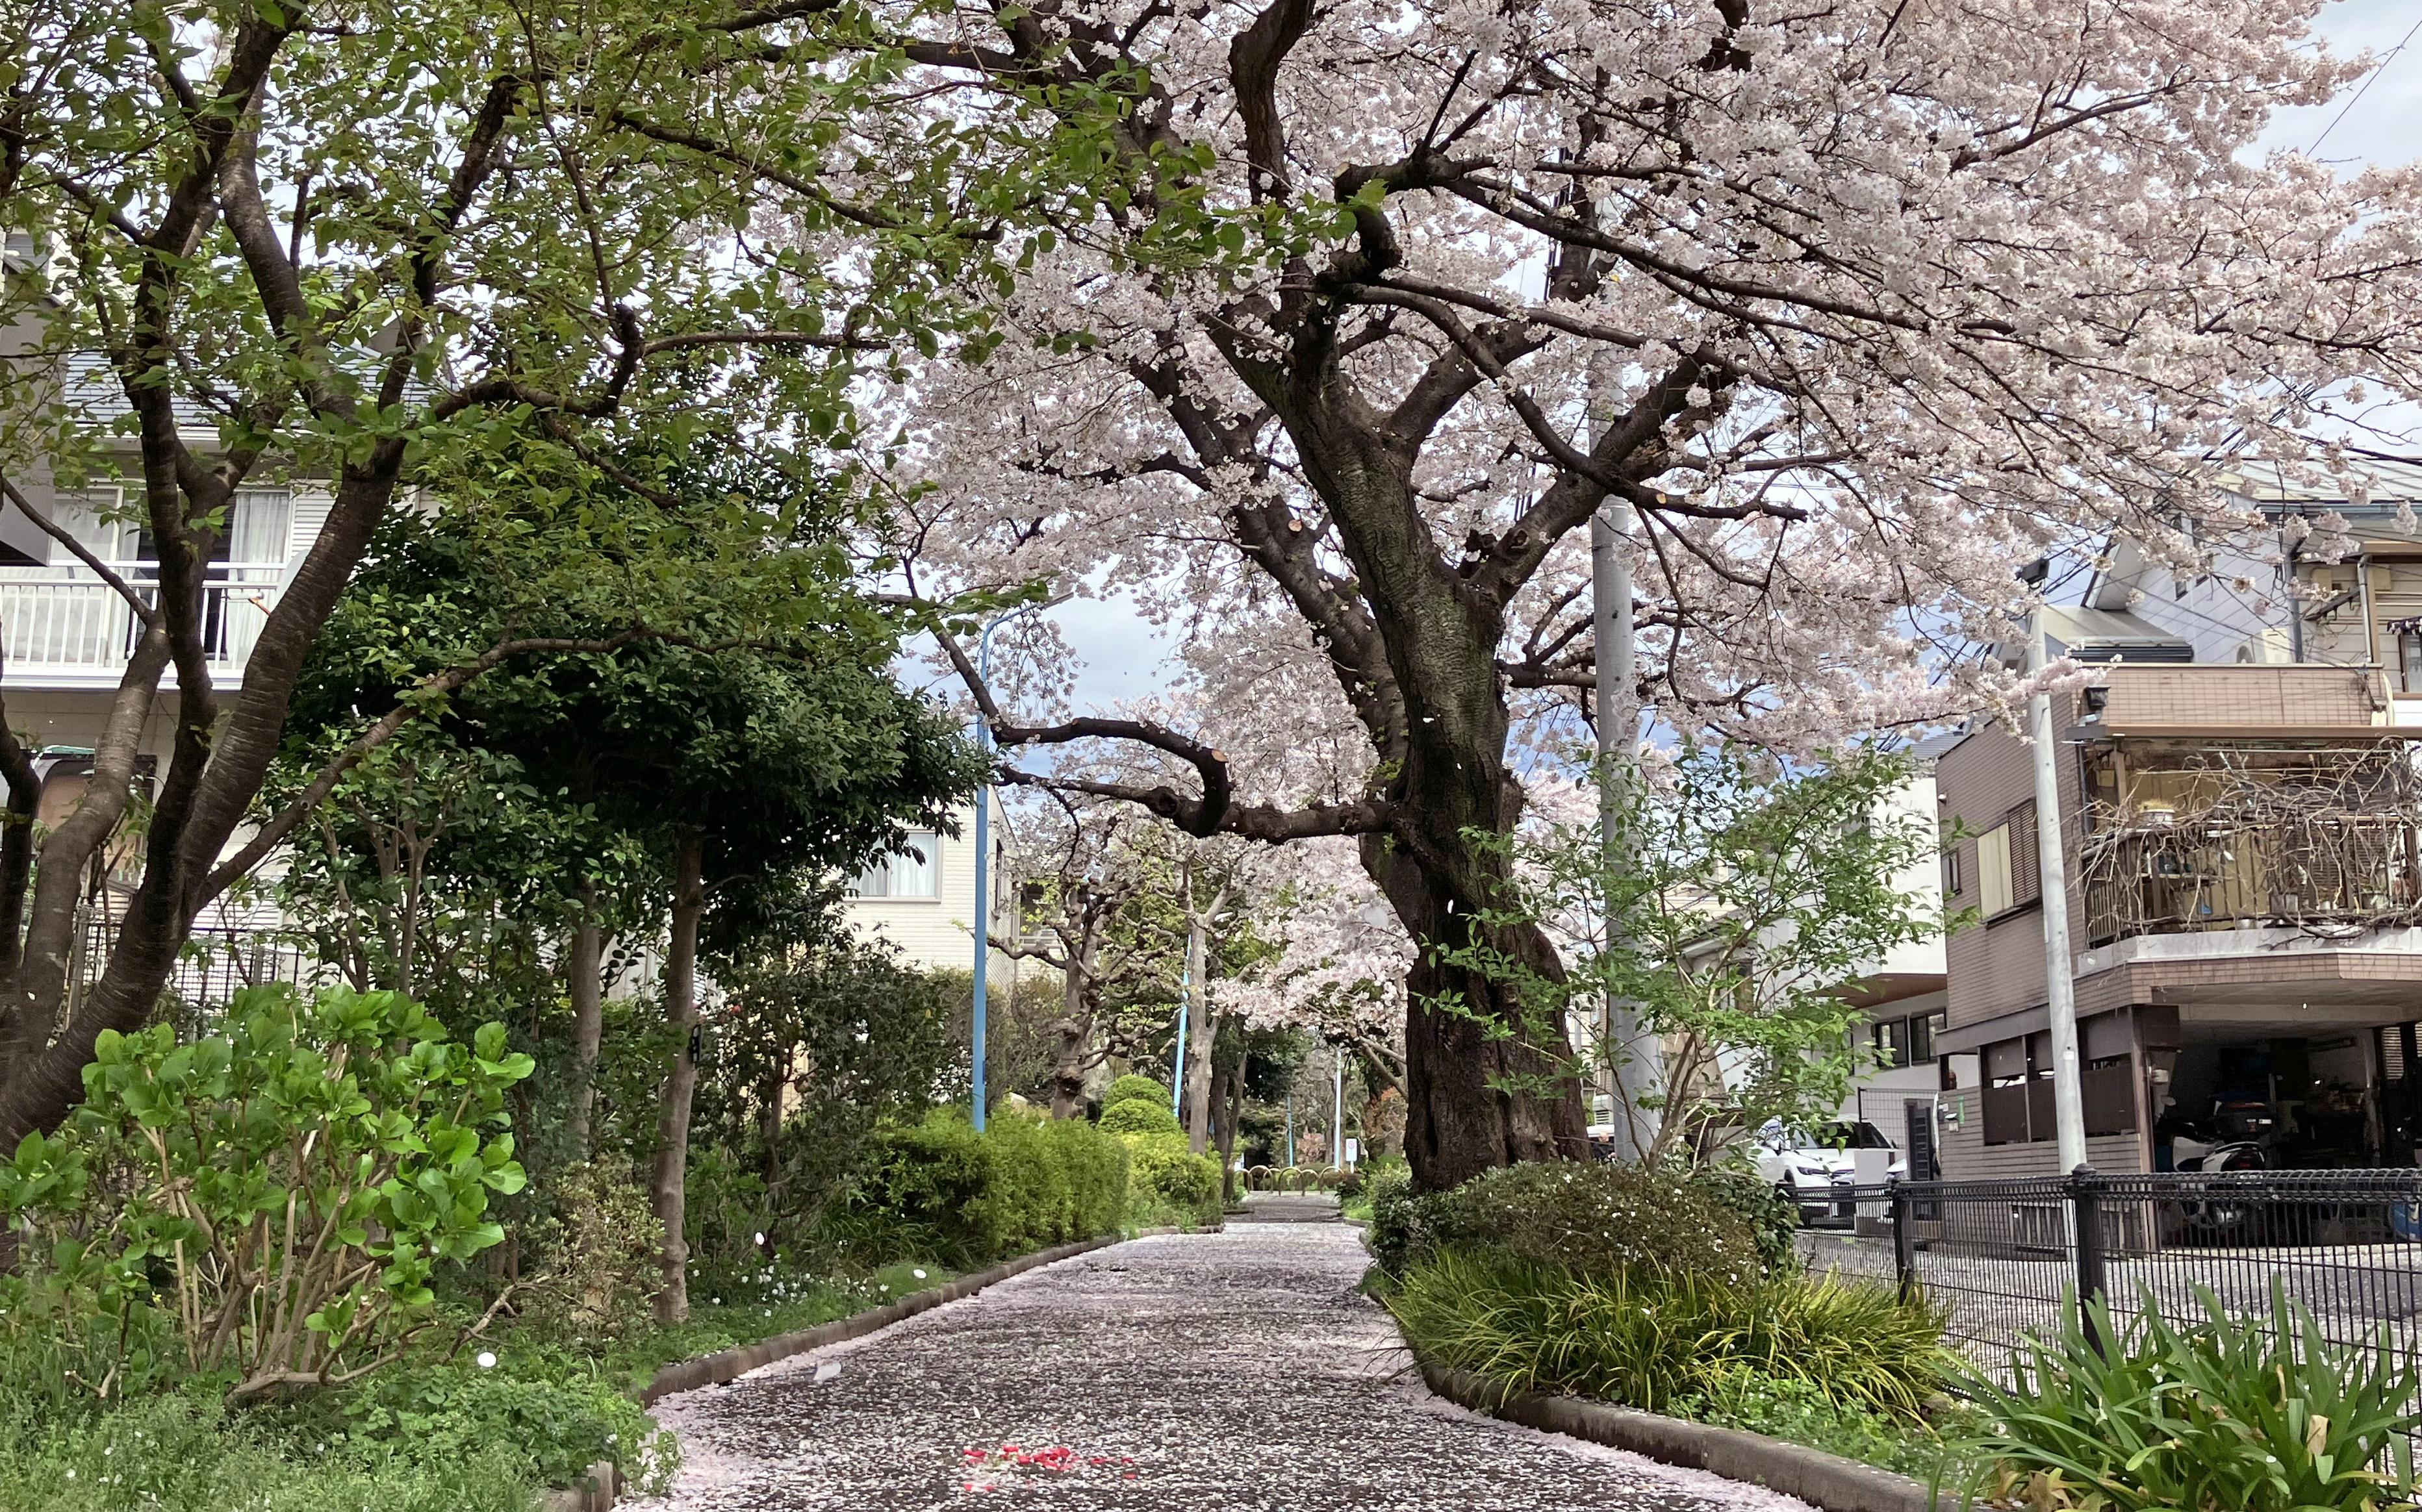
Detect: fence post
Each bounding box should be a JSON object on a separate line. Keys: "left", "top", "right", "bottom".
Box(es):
{"left": 1890, "top": 1176, "right": 1916, "bottom": 1304}
{"left": 2071, "top": 1163, "right": 2106, "bottom": 1354}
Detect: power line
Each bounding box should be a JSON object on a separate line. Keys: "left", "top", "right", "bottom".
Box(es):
{"left": 2312, "top": 15, "right": 2422, "bottom": 155}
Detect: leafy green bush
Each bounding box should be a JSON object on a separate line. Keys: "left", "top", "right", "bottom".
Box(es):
{"left": 848, "top": 1109, "right": 1129, "bottom": 1266}
{"left": 1123, "top": 1133, "right": 1221, "bottom": 1222}
{"left": 1961, "top": 1283, "right": 2419, "bottom": 1512}
{"left": 1687, "top": 1164, "right": 1800, "bottom": 1274}
{"left": 1098, "top": 1098, "right": 1181, "bottom": 1136}
{"left": 259, "top": 1360, "right": 678, "bottom": 1494}
{"left": 0, "top": 985, "right": 531, "bottom": 1402}
{"left": 1043, "top": 1115, "right": 1129, "bottom": 1239}
{"left": 1101, "top": 1074, "right": 1168, "bottom": 1111}
{"left": 1366, "top": 1160, "right": 1761, "bottom": 1286}
{"left": 0, "top": 1383, "right": 535, "bottom": 1512}
{"left": 1386, "top": 1250, "right": 1950, "bottom": 1417}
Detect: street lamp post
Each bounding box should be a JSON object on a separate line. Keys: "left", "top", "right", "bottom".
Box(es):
{"left": 969, "top": 605, "right": 1042, "bottom": 1133}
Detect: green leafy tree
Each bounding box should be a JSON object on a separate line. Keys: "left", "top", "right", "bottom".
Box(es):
{"left": 288, "top": 487, "right": 982, "bottom": 1320}
{"left": 0, "top": 0, "right": 1062, "bottom": 1151}
{"left": 1443, "top": 745, "right": 1955, "bottom": 1166}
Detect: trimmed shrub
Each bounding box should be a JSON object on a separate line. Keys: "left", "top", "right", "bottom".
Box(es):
{"left": 848, "top": 1109, "right": 1130, "bottom": 1266}
{"left": 1366, "top": 1160, "right": 1761, "bottom": 1287}
{"left": 1045, "top": 1115, "right": 1129, "bottom": 1239}
{"left": 1961, "top": 1283, "right": 2419, "bottom": 1512}
{"left": 1123, "top": 1133, "right": 1221, "bottom": 1222}
{"left": 1100, "top": 1074, "right": 1168, "bottom": 1111}
{"left": 1098, "top": 1098, "right": 1181, "bottom": 1136}
{"left": 1686, "top": 1164, "right": 1801, "bottom": 1275}
{"left": 1386, "top": 1250, "right": 1950, "bottom": 1417}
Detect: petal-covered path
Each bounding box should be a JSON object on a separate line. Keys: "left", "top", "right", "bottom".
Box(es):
{"left": 630, "top": 1205, "right": 1813, "bottom": 1512}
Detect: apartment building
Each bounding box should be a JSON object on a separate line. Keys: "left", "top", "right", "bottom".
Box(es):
{"left": 839, "top": 792, "right": 1020, "bottom": 989}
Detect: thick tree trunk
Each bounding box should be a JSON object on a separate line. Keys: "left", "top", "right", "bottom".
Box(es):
{"left": 651, "top": 829, "right": 707, "bottom": 1324}
{"left": 566, "top": 892, "right": 604, "bottom": 1158}
{"left": 1363, "top": 795, "right": 1587, "bottom": 1191}
{"left": 1181, "top": 916, "right": 1216, "bottom": 1153}
{"left": 1048, "top": 950, "right": 1093, "bottom": 1118}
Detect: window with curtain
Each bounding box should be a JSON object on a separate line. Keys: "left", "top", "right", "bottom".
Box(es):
{"left": 227, "top": 489, "right": 291, "bottom": 564}
{"left": 850, "top": 833, "right": 939, "bottom": 898}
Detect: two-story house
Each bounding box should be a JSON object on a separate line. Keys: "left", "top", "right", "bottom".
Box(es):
{"left": 1932, "top": 602, "right": 2422, "bottom": 1178}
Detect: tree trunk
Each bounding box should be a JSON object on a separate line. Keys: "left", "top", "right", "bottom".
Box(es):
{"left": 566, "top": 888, "right": 604, "bottom": 1159}
{"left": 1047, "top": 949, "right": 1092, "bottom": 1118}
{"left": 650, "top": 829, "right": 706, "bottom": 1324}
{"left": 1364, "top": 818, "right": 1587, "bottom": 1191}
{"left": 1181, "top": 914, "right": 1216, "bottom": 1153}
{"left": 1213, "top": 1052, "right": 1243, "bottom": 1203}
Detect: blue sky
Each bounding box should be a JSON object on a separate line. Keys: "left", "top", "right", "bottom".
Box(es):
{"left": 1029, "top": 1, "right": 2422, "bottom": 716}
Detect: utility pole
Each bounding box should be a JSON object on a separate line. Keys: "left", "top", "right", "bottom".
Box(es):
{"left": 2028, "top": 599, "right": 2089, "bottom": 1171}
{"left": 1171, "top": 963, "right": 1188, "bottom": 1120}
{"left": 1593, "top": 498, "right": 1659, "bottom": 1161}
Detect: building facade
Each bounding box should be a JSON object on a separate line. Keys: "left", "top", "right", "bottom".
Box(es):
{"left": 1933, "top": 654, "right": 2422, "bottom": 1177}
{"left": 839, "top": 793, "right": 1019, "bottom": 987}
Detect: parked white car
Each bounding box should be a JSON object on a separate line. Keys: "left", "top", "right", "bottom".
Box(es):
{"left": 1752, "top": 1120, "right": 1907, "bottom": 1219}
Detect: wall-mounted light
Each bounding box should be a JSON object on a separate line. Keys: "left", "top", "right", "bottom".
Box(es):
{"left": 2080, "top": 685, "right": 2110, "bottom": 721}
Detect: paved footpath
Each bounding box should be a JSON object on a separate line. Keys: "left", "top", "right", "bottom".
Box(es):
{"left": 630, "top": 1207, "right": 1814, "bottom": 1512}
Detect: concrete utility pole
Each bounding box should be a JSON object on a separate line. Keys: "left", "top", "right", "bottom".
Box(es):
{"left": 1592, "top": 499, "right": 1660, "bottom": 1161}
{"left": 2028, "top": 605, "right": 2089, "bottom": 1171}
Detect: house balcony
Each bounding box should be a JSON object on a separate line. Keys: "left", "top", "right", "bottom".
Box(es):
{"left": 0, "top": 563, "right": 285, "bottom": 689}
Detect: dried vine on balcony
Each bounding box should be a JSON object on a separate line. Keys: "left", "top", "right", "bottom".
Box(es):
{"left": 2078, "top": 742, "right": 2422, "bottom": 943}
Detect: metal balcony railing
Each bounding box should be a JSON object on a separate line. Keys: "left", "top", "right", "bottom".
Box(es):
{"left": 0, "top": 563, "right": 283, "bottom": 678}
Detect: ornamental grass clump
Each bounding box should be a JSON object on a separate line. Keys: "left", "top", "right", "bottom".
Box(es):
{"left": 1384, "top": 1250, "right": 1951, "bottom": 1417}
{"left": 1960, "top": 1282, "right": 2419, "bottom": 1512}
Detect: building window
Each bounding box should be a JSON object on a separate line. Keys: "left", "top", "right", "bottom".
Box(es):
{"left": 1940, "top": 824, "right": 1963, "bottom": 900}
{"left": 1976, "top": 802, "right": 2041, "bottom": 922}
{"left": 1977, "top": 824, "right": 2013, "bottom": 916}
{"left": 1870, "top": 1011, "right": 1943, "bottom": 1068}
{"left": 852, "top": 833, "right": 938, "bottom": 898}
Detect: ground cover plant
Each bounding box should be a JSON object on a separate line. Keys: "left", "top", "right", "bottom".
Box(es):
{"left": 1960, "top": 1284, "right": 2420, "bottom": 1512}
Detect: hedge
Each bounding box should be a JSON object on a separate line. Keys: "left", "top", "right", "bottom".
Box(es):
{"left": 851, "top": 1108, "right": 1129, "bottom": 1266}
{"left": 1123, "top": 1132, "right": 1221, "bottom": 1220}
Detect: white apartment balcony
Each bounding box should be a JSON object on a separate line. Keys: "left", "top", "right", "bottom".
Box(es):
{"left": 0, "top": 561, "right": 287, "bottom": 689}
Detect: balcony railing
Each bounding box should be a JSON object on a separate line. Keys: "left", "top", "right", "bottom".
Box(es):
{"left": 0, "top": 564, "right": 283, "bottom": 682}
{"left": 2081, "top": 814, "right": 2422, "bottom": 942}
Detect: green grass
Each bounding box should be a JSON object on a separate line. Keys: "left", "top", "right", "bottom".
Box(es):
{"left": 1385, "top": 1250, "right": 1954, "bottom": 1418}
{"left": 0, "top": 1255, "right": 960, "bottom": 1511}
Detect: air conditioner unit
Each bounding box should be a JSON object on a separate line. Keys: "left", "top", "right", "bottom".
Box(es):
{"left": 2235, "top": 627, "right": 2293, "bottom": 665}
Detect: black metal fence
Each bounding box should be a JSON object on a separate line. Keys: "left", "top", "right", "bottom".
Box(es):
{"left": 1802, "top": 1168, "right": 2422, "bottom": 1366}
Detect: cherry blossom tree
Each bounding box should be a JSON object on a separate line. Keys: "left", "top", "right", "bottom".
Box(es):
{"left": 875, "top": 0, "right": 2422, "bottom": 1186}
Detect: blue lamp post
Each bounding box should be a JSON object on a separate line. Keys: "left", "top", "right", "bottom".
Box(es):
{"left": 969, "top": 606, "right": 1039, "bottom": 1132}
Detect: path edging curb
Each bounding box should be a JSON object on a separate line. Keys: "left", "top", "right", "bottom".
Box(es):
{"left": 1418, "top": 1361, "right": 1954, "bottom": 1512}
{"left": 542, "top": 1231, "right": 1139, "bottom": 1511}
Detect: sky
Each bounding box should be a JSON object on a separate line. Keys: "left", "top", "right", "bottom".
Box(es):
{"left": 1013, "top": 0, "right": 2422, "bottom": 718}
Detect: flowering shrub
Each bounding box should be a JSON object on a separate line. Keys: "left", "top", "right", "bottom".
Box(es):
{"left": 1367, "top": 1161, "right": 1760, "bottom": 1285}
{"left": 0, "top": 985, "right": 531, "bottom": 1402}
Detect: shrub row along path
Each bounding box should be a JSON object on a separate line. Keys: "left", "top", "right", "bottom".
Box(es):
{"left": 629, "top": 1197, "right": 1814, "bottom": 1511}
